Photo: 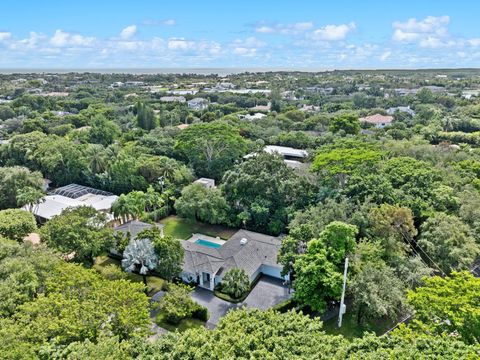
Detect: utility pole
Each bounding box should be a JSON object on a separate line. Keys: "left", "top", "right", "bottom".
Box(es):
{"left": 338, "top": 257, "right": 349, "bottom": 328}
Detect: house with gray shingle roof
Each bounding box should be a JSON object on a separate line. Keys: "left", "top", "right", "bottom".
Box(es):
{"left": 180, "top": 229, "right": 287, "bottom": 291}
{"left": 114, "top": 220, "right": 164, "bottom": 239}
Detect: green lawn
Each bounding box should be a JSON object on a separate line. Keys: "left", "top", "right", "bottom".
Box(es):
{"left": 93, "top": 256, "right": 166, "bottom": 296}
{"left": 322, "top": 310, "right": 396, "bottom": 339}
{"left": 159, "top": 215, "right": 237, "bottom": 240}
{"left": 156, "top": 311, "right": 206, "bottom": 332}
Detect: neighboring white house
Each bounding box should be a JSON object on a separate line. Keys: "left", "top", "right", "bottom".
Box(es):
{"left": 188, "top": 97, "right": 209, "bottom": 110}
{"left": 180, "top": 230, "right": 288, "bottom": 291}
{"left": 360, "top": 114, "right": 394, "bottom": 128}
{"left": 238, "top": 113, "right": 267, "bottom": 121}
{"left": 25, "top": 184, "right": 117, "bottom": 222}
{"left": 386, "top": 106, "right": 415, "bottom": 116}
{"left": 193, "top": 178, "right": 216, "bottom": 189}
{"left": 243, "top": 145, "right": 308, "bottom": 169}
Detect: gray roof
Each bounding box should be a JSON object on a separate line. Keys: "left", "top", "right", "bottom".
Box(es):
{"left": 181, "top": 229, "right": 283, "bottom": 278}
{"left": 114, "top": 220, "right": 163, "bottom": 240}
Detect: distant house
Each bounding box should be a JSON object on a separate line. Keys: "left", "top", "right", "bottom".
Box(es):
{"left": 243, "top": 145, "right": 308, "bottom": 169}
{"left": 114, "top": 220, "right": 164, "bottom": 240}
{"left": 299, "top": 104, "right": 320, "bottom": 112}
{"left": 238, "top": 113, "right": 267, "bottom": 121}
{"left": 386, "top": 106, "right": 415, "bottom": 116}
{"left": 249, "top": 102, "right": 271, "bottom": 112}
{"left": 180, "top": 230, "right": 288, "bottom": 291}
{"left": 160, "top": 96, "right": 186, "bottom": 103}
{"left": 193, "top": 178, "right": 215, "bottom": 189}
{"left": 177, "top": 124, "right": 190, "bottom": 130}
{"left": 188, "top": 97, "right": 209, "bottom": 110}
{"left": 360, "top": 114, "right": 394, "bottom": 128}
{"left": 25, "top": 184, "right": 118, "bottom": 223}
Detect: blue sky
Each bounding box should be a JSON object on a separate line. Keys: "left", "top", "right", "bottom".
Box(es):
{"left": 1, "top": 0, "right": 480, "bottom": 69}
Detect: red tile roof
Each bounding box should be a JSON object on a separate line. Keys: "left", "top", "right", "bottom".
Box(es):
{"left": 360, "top": 114, "right": 394, "bottom": 124}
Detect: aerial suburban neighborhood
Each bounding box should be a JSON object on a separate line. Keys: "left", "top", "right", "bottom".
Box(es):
{"left": 0, "top": 1, "right": 479, "bottom": 359}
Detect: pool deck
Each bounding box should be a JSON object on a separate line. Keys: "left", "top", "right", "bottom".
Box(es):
{"left": 188, "top": 233, "right": 226, "bottom": 246}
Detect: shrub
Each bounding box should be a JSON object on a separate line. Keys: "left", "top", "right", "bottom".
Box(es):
{"left": 192, "top": 305, "right": 209, "bottom": 322}
{"left": 158, "top": 283, "right": 198, "bottom": 325}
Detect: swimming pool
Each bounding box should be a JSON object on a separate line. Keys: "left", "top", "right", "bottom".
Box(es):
{"left": 195, "top": 239, "right": 222, "bottom": 249}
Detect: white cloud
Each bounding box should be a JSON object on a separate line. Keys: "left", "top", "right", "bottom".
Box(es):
{"left": 0, "top": 32, "right": 12, "bottom": 42}
{"left": 392, "top": 15, "right": 450, "bottom": 44}
{"left": 142, "top": 19, "right": 177, "bottom": 26}
{"left": 468, "top": 38, "right": 480, "bottom": 47}
{"left": 230, "top": 37, "right": 265, "bottom": 57}
{"left": 393, "top": 15, "right": 449, "bottom": 34}
{"left": 380, "top": 50, "right": 391, "bottom": 61}
{"left": 311, "top": 22, "right": 356, "bottom": 41}
{"left": 233, "top": 47, "right": 257, "bottom": 56}
{"left": 120, "top": 25, "right": 137, "bottom": 40}
{"left": 50, "top": 30, "right": 94, "bottom": 47}
{"left": 255, "top": 26, "right": 275, "bottom": 34}
{"left": 163, "top": 19, "right": 176, "bottom": 26}
{"left": 167, "top": 38, "right": 195, "bottom": 51}
{"left": 255, "top": 22, "right": 313, "bottom": 35}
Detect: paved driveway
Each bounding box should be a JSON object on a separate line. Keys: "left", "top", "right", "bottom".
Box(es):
{"left": 191, "top": 275, "right": 292, "bottom": 327}
{"left": 242, "top": 276, "right": 291, "bottom": 310}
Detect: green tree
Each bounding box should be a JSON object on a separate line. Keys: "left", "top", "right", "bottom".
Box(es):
{"left": 329, "top": 113, "right": 360, "bottom": 135}
{"left": 136, "top": 102, "right": 158, "bottom": 130}
{"left": 293, "top": 243, "right": 343, "bottom": 312}
{"left": 15, "top": 186, "right": 45, "bottom": 212}
{"left": 0, "top": 166, "right": 44, "bottom": 210}
{"left": 368, "top": 204, "right": 417, "bottom": 259}
{"left": 417, "top": 213, "right": 479, "bottom": 274}
{"left": 351, "top": 263, "right": 407, "bottom": 325}
{"left": 222, "top": 152, "right": 311, "bottom": 234}
{"left": 221, "top": 268, "right": 250, "bottom": 299}
{"left": 174, "top": 183, "right": 228, "bottom": 224}
{"left": 158, "top": 283, "right": 201, "bottom": 324}
{"left": 314, "top": 221, "right": 358, "bottom": 265}
{"left": 406, "top": 271, "right": 480, "bottom": 344}
{"left": 40, "top": 206, "right": 114, "bottom": 265}
{"left": 312, "top": 147, "right": 383, "bottom": 187}
{"left": 0, "top": 209, "right": 37, "bottom": 241}
{"left": 88, "top": 115, "right": 120, "bottom": 146}
{"left": 176, "top": 121, "right": 248, "bottom": 179}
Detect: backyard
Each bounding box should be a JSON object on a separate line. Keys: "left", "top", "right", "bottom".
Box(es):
{"left": 93, "top": 256, "right": 166, "bottom": 296}
{"left": 159, "top": 215, "right": 236, "bottom": 240}
{"left": 155, "top": 311, "right": 206, "bottom": 332}
{"left": 322, "top": 311, "right": 397, "bottom": 339}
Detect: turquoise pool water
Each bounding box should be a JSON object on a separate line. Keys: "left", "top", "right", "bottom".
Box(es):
{"left": 195, "top": 239, "right": 222, "bottom": 249}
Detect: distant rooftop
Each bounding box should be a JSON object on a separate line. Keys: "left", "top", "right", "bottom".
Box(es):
{"left": 51, "top": 184, "right": 113, "bottom": 199}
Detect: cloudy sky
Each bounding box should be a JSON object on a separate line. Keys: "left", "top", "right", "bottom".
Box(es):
{"left": 1, "top": 0, "right": 480, "bottom": 69}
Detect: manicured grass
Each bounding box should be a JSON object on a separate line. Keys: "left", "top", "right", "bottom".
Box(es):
{"left": 156, "top": 311, "right": 206, "bottom": 332}
{"left": 159, "top": 215, "right": 237, "bottom": 240}
{"left": 322, "top": 310, "right": 396, "bottom": 339}
{"left": 93, "top": 256, "right": 166, "bottom": 296}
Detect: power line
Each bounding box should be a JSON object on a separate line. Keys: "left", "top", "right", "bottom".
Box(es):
{"left": 397, "top": 225, "right": 449, "bottom": 277}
